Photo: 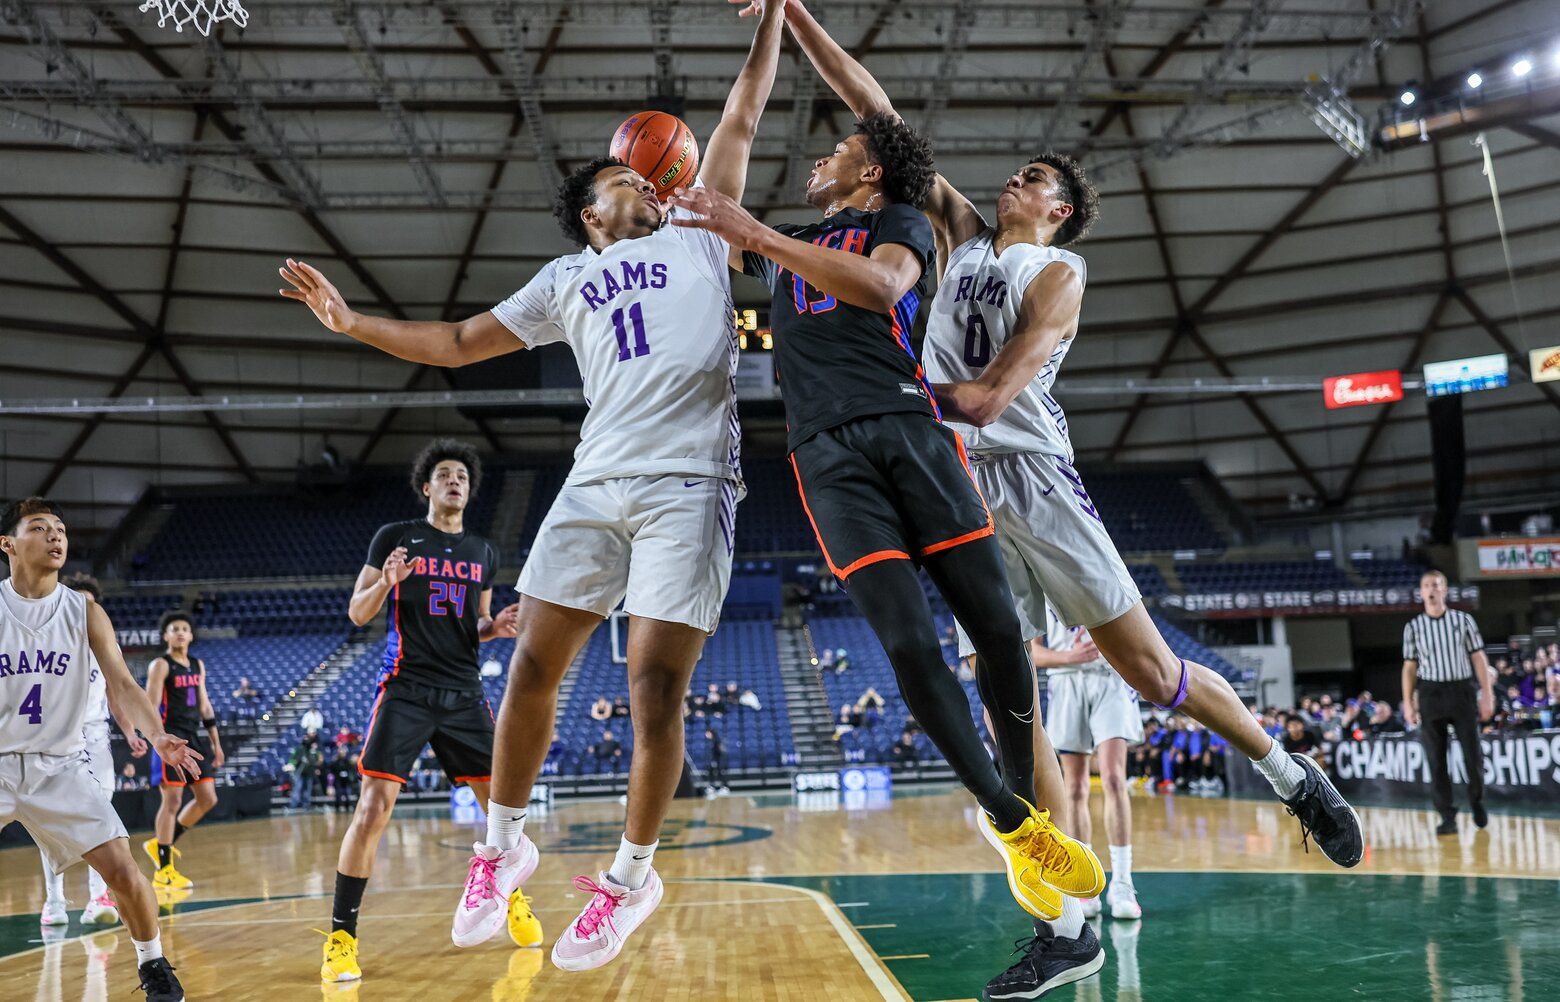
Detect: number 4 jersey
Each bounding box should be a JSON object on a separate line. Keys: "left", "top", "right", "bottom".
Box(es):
{"left": 0, "top": 579, "right": 93, "bottom": 756}
{"left": 365, "top": 522, "right": 499, "bottom": 692}
{"left": 923, "top": 229, "right": 1087, "bottom": 461}
{"left": 489, "top": 196, "right": 741, "bottom": 488}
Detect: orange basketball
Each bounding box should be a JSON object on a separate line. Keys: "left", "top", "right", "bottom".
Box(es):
{"left": 609, "top": 111, "right": 701, "bottom": 200}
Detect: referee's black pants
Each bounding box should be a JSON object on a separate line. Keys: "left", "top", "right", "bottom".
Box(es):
{"left": 1418, "top": 679, "right": 1484, "bottom": 820}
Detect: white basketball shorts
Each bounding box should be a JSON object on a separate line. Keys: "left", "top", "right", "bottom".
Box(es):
{"left": 1, "top": 750, "right": 128, "bottom": 876}
{"left": 1046, "top": 669, "right": 1146, "bottom": 754}
{"left": 519, "top": 474, "right": 737, "bottom": 634}
{"left": 83, "top": 730, "right": 115, "bottom": 799}
{"left": 957, "top": 451, "right": 1141, "bottom": 658}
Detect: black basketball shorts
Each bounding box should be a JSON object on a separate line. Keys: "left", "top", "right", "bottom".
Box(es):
{"left": 358, "top": 679, "right": 495, "bottom": 785}
{"left": 789, "top": 411, "right": 993, "bottom": 581}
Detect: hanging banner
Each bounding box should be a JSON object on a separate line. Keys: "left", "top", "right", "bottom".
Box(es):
{"left": 1531, "top": 345, "right": 1560, "bottom": 384}
{"left": 1322, "top": 369, "right": 1403, "bottom": 409}
{"left": 1475, "top": 538, "right": 1560, "bottom": 578}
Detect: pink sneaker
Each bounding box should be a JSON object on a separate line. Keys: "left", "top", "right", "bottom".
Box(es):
{"left": 550, "top": 870, "right": 663, "bottom": 972}
{"left": 451, "top": 837, "right": 539, "bottom": 947}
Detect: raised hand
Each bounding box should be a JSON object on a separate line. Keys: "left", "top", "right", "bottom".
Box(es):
{"left": 154, "top": 733, "right": 204, "bottom": 783}
{"left": 668, "top": 186, "right": 765, "bottom": 250}
{"left": 729, "top": 0, "right": 784, "bottom": 17}
{"left": 279, "top": 258, "right": 355, "bottom": 334}
{"left": 127, "top": 732, "right": 149, "bottom": 758}
{"left": 382, "top": 546, "right": 414, "bottom": 586}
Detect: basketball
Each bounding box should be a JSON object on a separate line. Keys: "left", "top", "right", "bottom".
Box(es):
{"left": 610, "top": 111, "right": 701, "bottom": 200}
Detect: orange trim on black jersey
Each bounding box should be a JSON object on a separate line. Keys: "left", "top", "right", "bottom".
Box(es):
{"left": 452, "top": 775, "right": 491, "bottom": 784}
{"left": 357, "top": 766, "right": 406, "bottom": 784}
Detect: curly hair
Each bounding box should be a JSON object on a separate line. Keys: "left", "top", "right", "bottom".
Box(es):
{"left": 552, "top": 156, "right": 630, "bottom": 247}
{"left": 62, "top": 572, "right": 103, "bottom": 602}
{"left": 158, "top": 609, "right": 195, "bottom": 640}
{"left": 854, "top": 113, "right": 936, "bottom": 209}
{"left": 410, "top": 438, "right": 482, "bottom": 502}
{"left": 1027, "top": 152, "right": 1099, "bottom": 246}
{"left": 0, "top": 496, "right": 63, "bottom": 564}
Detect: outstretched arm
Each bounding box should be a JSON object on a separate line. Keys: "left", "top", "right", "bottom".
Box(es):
{"left": 783, "top": 1, "right": 986, "bottom": 266}
{"left": 701, "top": 0, "right": 788, "bottom": 213}
{"left": 933, "top": 262, "right": 1083, "bottom": 427}
{"left": 279, "top": 259, "right": 523, "bottom": 366}
{"left": 89, "top": 602, "right": 202, "bottom": 781}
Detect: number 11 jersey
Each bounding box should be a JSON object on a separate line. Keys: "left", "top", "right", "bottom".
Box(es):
{"left": 490, "top": 200, "right": 741, "bottom": 489}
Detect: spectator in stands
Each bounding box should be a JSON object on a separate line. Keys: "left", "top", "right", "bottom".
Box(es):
{"left": 705, "top": 684, "right": 725, "bottom": 716}
{"left": 1317, "top": 705, "right": 1344, "bottom": 747}
{"left": 855, "top": 687, "right": 885, "bottom": 728}
{"left": 589, "top": 729, "right": 624, "bottom": 773}
{"left": 611, "top": 696, "right": 631, "bottom": 719}
{"left": 833, "top": 704, "right": 862, "bottom": 740}
{"left": 1196, "top": 732, "right": 1228, "bottom": 794}
{"left": 834, "top": 649, "right": 851, "bottom": 675}
{"left": 331, "top": 751, "right": 360, "bottom": 811}
{"left": 335, "top": 724, "right": 361, "bottom": 753}
{"left": 891, "top": 729, "right": 920, "bottom": 766}
{"left": 545, "top": 730, "right": 566, "bottom": 774}
{"left": 411, "top": 753, "right": 441, "bottom": 793}
{"left": 1366, "top": 701, "right": 1402, "bottom": 736}
{"left": 232, "top": 677, "right": 262, "bottom": 720}
{"left": 724, "top": 682, "right": 741, "bottom": 706}
{"left": 288, "top": 737, "right": 324, "bottom": 810}
{"left": 1281, "top": 717, "right": 1325, "bottom": 770}
{"left": 480, "top": 656, "right": 503, "bottom": 679}
{"left": 118, "top": 762, "right": 146, "bottom": 791}
{"left": 738, "top": 687, "right": 762, "bottom": 712}
{"left": 818, "top": 648, "right": 835, "bottom": 671}
{"left": 300, "top": 704, "right": 324, "bottom": 734}
{"left": 704, "top": 727, "right": 727, "bottom": 794}
{"left": 590, "top": 696, "right": 613, "bottom": 722}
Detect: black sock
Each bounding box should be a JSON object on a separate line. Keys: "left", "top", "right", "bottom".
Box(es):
{"left": 157, "top": 843, "right": 172, "bottom": 869}
{"left": 332, "top": 872, "right": 369, "bottom": 937}
{"left": 172, "top": 821, "right": 188, "bottom": 844}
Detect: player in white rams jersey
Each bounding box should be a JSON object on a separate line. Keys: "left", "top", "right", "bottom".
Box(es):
{"left": 279, "top": 1, "right": 788, "bottom": 975}
{"left": 37, "top": 573, "right": 146, "bottom": 929}
{"left": 781, "top": 5, "right": 1364, "bottom": 996}
{"left": 1, "top": 498, "right": 201, "bottom": 1001}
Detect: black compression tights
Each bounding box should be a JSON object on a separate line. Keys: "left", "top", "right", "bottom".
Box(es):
{"left": 845, "top": 539, "right": 1034, "bottom": 830}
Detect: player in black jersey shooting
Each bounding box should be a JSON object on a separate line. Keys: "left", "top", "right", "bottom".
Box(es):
{"left": 143, "top": 609, "right": 222, "bottom": 892}
{"left": 666, "top": 15, "right": 1104, "bottom": 929}
{"left": 319, "top": 439, "right": 519, "bottom": 983}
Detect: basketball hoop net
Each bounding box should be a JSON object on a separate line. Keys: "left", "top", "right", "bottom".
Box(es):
{"left": 139, "top": 0, "right": 248, "bottom": 36}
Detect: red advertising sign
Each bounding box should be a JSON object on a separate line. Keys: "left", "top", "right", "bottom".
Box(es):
{"left": 1323, "top": 369, "right": 1403, "bottom": 409}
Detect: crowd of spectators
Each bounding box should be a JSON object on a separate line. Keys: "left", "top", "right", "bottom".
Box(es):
{"left": 1492, "top": 641, "right": 1558, "bottom": 730}
{"left": 1129, "top": 717, "right": 1228, "bottom": 796}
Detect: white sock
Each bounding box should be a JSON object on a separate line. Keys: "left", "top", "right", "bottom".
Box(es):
{"left": 41, "top": 856, "right": 66, "bottom": 906}
{"left": 1109, "top": 844, "right": 1133, "bottom": 885}
{"left": 132, "top": 935, "right": 163, "bottom": 966}
{"left": 608, "top": 836, "right": 657, "bottom": 891}
{"left": 485, "top": 801, "right": 527, "bottom": 852}
{"left": 87, "top": 866, "right": 108, "bottom": 901}
{"left": 1046, "top": 894, "right": 1085, "bottom": 940}
{"left": 1253, "top": 737, "right": 1305, "bottom": 800}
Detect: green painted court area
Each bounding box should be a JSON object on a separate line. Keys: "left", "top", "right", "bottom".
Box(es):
{"left": 769, "top": 872, "right": 1560, "bottom": 1001}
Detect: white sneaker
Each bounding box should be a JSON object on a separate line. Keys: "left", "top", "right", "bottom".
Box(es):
{"left": 82, "top": 892, "right": 120, "bottom": 925}
{"left": 1107, "top": 880, "right": 1142, "bottom": 920}
{"left": 1079, "top": 895, "right": 1101, "bottom": 919}
{"left": 451, "top": 837, "right": 540, "bottom": 947}
{"left": 40, "top": 899, "right": 69, "bottom": 926}
{"left": 551, "top": 869, "right": 664, "bottom": 972}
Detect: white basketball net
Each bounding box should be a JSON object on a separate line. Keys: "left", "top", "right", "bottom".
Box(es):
{"left": 139, "top": 0, "right": 249, "bottom": 36}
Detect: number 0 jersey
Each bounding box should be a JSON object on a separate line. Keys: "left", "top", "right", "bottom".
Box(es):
{"left": 365, "top": 520, "right": 499, "bottom": 693}
{"left": 923, "top": 229, "right": 1087, "bottom": 460}
{"left": 0, "top": 579, "right": 93, "bottom": 756}
{"left": 490, "top": 196, "right": 741, "bottom": 488}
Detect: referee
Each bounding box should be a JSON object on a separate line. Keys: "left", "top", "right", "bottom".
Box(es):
{"left": 1400, "top": 569, "right": 1493, "bottom": 835}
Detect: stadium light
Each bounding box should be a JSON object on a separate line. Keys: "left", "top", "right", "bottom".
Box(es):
{"left": 1512, "top": 57, "right": 1533, "bottom": 77}
{"left": 1466, "top": 71, "right": 1483, "bottom": 89}
{"left": 1399, "top": 89, "right": 1416, "bottom": 106}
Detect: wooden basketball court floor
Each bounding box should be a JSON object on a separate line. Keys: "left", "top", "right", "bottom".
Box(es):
{"left": 3, "top": 786, "right": 1558, "bottom": 1001}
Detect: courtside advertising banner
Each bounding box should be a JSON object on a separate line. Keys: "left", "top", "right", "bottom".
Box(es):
{"left": 1323, "top": 369, "right": 1403, "bottom": 409}
{"left": 1532, "top": 345, "right": 1560, "bottom": 384}
{"left": 1474, "top": 538, "right": 1560, "bottom": 577}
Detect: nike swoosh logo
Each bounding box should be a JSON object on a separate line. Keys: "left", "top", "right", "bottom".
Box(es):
{"left": 505, "top": 815, "right": 524, "bottom": 822}
{"left": 411, "top": 538, "right": 425, "bottom": 543}
{"left": 1010, "top": 706, "right": 1035, "bottom": 723}
{"left": 1041, "top": 486, "right": 1055, "bottom": 497}
{"left": 684, "top": 480, "right": 705, "bottom": 487}
{"left": 632, "top": 854, "right": 650, "bottom": 860}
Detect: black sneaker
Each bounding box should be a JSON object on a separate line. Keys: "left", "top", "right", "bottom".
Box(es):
{"left": 1435, "top": 815, "right": 1458, "bottom": 836}
{"left": 1472, "top": 803, "right": 1488, "bottom": 828}
{"left": 1281, "top": 753, "right": 1363, "bottom": 867}
{"left": 137, "top": 958, "right": 184, "bottom": 1002}
{"left": 984, "top": 923, "right": 1105, "bottom": 1000}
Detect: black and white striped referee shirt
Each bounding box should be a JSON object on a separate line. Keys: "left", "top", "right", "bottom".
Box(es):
{"left": 1402, "top": 609, "right": 1484, "bottom": 682}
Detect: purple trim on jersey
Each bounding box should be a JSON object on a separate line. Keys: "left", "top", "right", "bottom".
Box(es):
{"left": 1155, "top": 659, "right": 1190, "bottom": 710}
{"left": 1052, "top": 457, "right": 1102, "bottom": 522}
{"left": 717, "top": 480, "right": 737, "bottom": 556}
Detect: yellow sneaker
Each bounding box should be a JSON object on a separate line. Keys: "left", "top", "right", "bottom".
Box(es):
{"left": 152, "top": 863, "right": 194, "bottom": 891}
{"left": 319, "top": 929, "right": 362, "bottom": 983}
{"left": 979, "top": 801, "right": 1105, "bottom": 915}
{"left": 506, "top": 890, "right": 543, "bottom": 948}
